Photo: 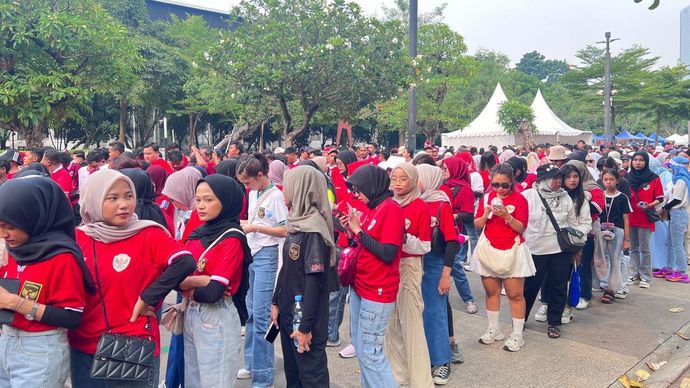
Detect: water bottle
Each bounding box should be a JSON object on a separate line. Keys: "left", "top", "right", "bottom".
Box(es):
{"left": 292, "top": 295, "right": 303, "bottom": 348}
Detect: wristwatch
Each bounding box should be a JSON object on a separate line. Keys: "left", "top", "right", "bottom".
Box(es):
{"left": 24, "top": 302, "right": 39, "bottom": 321}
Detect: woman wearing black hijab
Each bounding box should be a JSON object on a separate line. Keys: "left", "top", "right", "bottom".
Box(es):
{"left": 626, "top": 151, "right": 664, "bottom": 288}
{"left": 338, "top": 165, "right": 404, "bottom": 387}
{"left": 0, "top": 177, "right": 94, "bottom": 387}
{"left": 180, "top": 175, "right": 252, "bottom": 387}
{"left": 121, "top": 168, "right": 170, "bottom": 232}
{"left": 214, "top": 159, "right": 240, "bottom": 181}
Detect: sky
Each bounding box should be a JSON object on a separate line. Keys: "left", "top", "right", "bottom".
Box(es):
{"left": 177, "top": 0, "right": 690, "bottom": 68}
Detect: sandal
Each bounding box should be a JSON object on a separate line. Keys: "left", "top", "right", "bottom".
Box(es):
{"left": 601, "top": 290, "right": 615, "bottom": 304}
{"left": 547, "top": 326, "right": 560, "bottom": 339}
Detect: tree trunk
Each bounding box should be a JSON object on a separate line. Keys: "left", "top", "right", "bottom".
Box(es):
{"left": 189, "top": 113, "right": 196, "bottom": 149}
{"left": 25, "top": 123, "right": 44, "bottom": 147}
{"left": 655, "top": 109, "right": 661, "bottom": 146}
{"left": 119, "top": 98, "right": 127, "bottom": 144}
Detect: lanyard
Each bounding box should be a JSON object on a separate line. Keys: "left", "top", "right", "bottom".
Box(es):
{"left": 604, "top": 191, "right": 618, "bottom": 223}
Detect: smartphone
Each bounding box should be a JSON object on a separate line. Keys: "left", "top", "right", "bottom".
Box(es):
{"left": 264, "top": 320, "right": 280, "bottom": 343}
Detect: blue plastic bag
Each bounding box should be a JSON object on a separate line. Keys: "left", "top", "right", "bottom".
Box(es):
{"left": 568, "top": 266, "right": 580, "bottom": 307}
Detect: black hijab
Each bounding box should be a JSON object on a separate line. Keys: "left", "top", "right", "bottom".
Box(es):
{"left": 120, "top": 168, "right": 168, "bottom": 229}
{"left": 336, "top": 150, "right": 357, "bottom": 177}
{"left": 0, "top": 177, "right": 95, "bottom": 293}
{"left": 15, "top": 163, "right": 49, "bottom": 178}
{"left": 214, "top": 159, "right": 239, "bottom": 180}
{"left": 506, "top": 156, "right": 528, "bottom": 183}
{"left": 186, "top": 174, "right": 245, "bottom": 248}
{"left": 346, "top": 164, "right": 393, "bottom": 209}
{"left": 627, "top": 151, "right": 657, "bottom": 191}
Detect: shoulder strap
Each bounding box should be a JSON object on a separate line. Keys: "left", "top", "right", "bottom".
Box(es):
{"left": 451, "top": 186, "right": 461, "bottom": 200}
{"left": 249, "top": 186, "right": 278, "bottom": 224}
{"left": 199, "top": 228, "right": 245, "bottom": 261}
{"left": 537, "top": 192, "right": 562, "bottom": 233}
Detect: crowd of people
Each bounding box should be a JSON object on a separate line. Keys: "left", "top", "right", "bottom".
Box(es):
{"left": 0, "top": 138, "right": 688, "bottom": 388}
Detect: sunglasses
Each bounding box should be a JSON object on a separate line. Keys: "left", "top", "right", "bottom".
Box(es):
{"left": 586, "top": 159, "right": 594, "bottom": 163}
{"left": 491, "top": 182, "right": 512, "bottom": 189}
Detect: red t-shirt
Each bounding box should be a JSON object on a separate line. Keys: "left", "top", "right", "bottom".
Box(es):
{"left": 628, "top": 177, "right": 664, "bottom": 230}
{"left": 69, "top": 227, "right": 191, "bottom": 356}
{"left": 206, "top": 161, "right": 216, "bottom": 175}
{"left": 589, "top": 187, "right": 605, "bottom": 222}
{"left": 476, "top": 190, "right": 528, "bottom": 250}
{"left": 426, "top": 201, "right": 457, "bottom": 243}
{"left": 479, "top": 170, "right": 491, "bottom": 189}
{"left": 353, "top": 198, "right": 404, "bottom": 303}
{"left": 151, "top": 158, "right": 173, "bottom": 175}
{"left": 185, "top": 238, "right": 243, "bottom": 295}
{"left": 440, "top": 184, "right": 474, "bottom": 215}
{"left": 51, "top": 166, "right": 73, "bottom": 199}
{"left": 400, "top": 198, "right": 431, "bottom": 258}
{"left": 2, "top": 253, "right": 86, "bottom": 332}
{"left": 335, "top": 198, "right": 369, "bottom": 248}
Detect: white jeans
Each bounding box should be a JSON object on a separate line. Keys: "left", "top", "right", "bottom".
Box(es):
{"left": 184, "top": 298, "right": 242, "bottom": 388}
{"left": 0, "top": 326, "right": 69, "bottom": 388}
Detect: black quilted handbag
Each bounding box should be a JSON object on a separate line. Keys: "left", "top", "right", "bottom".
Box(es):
{"left": 89, "top": 242, "right": 155, "bottom": 381}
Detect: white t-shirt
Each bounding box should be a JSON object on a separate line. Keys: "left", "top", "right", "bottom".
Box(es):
{"left": 247, "top": 186, "right": 288, "bottom": 256}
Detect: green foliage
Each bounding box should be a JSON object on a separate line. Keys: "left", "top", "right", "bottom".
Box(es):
{"left": 498, "top": 100, "right": 535, "bottom": 135}
{"left": 0, "top": 0, "right": 140, "bottom": 145}
{"left": 516, "top": 51, "right": 569, "bottom": 84}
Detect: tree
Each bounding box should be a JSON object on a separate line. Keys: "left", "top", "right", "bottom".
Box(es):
{"left": 208, "top": 0, "right": 407, "bottom": 146}
{"left": 0, "top": 0, "right": 140, "bottom": 146}
{"left": 515, "top": 51, "right": 569, "bottom": 84}
{"left": 498, "top": 100, "right": 535, "bottom": 145}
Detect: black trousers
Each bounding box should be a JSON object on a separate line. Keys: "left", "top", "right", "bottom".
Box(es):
{"left": 279, "top": 313, "right": 330, "bottom": 388}
{"left": 524, "top": 252, "right": 573, "bottom": 326}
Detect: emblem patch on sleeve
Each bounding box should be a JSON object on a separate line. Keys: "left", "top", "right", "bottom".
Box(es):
{"left": 289, "top": 243, "right": 300, "bottom": 260}
{"left": 20, "top": 281, "right": 43, "bottom": 302}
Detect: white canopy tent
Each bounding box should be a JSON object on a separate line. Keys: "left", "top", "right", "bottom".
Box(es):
{"left": 667, "top": 133, "right": 689, "bottom": 145}
{"left": 529, "top": 89, "right": 592, "bottom": 145}
{"left": 442, "top": 84, "right": 592, "bottom": 149}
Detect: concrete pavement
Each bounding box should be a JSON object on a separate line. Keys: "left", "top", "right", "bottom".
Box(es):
{"left": 159, "top": 270, "right": 690, "bottom": 388}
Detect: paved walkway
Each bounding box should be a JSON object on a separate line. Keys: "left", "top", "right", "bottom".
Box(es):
{"left": 160, "top": 270, "right": 690, "bottom": 388}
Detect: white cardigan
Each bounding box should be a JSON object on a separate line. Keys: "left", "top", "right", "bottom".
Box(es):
{"left": 521, "top": 188, "right": 592, "bottom": 255}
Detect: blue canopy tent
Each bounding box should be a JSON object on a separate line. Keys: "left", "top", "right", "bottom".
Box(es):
{"left": 647, "top": 133, "right": 666, "bottom": 144}
{"left": 635, "top": 132, "right": 651, "bottom": 142}
{"left": 592, "top": 134, "right": 605, "bottom": 142}
{"left": 615, "top": 130, "right": 640, "bottom": 140}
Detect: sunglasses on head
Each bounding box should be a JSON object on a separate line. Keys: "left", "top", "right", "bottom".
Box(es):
{"left": 491, "top": 182, "right": 511, "bottom": 189}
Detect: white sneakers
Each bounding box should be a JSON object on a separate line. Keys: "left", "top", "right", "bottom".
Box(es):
{"left": 561, "top": 307, "right": 574, "bottom": 324}
{"left": 534, "top": 304, "right": 547, "bottom": 322}
{"left": 237, "top": 368, "right": 251, "bottom": 379}
{"left": 479, "top": 327, "right": 505, "bottom": 344}
{"left": 502, "top": 333, "right": 525, "bottom": 352}
{"left": 575, "top": 298, "right": 589, "bottom": 310}
{"left": 338, "top": 343, "right": 356, "bottom": 358}
{"left": 466, "top": 301, "right": 478, "bottom": 314}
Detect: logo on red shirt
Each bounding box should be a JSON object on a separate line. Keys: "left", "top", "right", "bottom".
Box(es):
{"left": 20, "top": 281, "right": 42, "bottom": 302}
{"left": 113, "top": 254, "right": 131, "bottom": 272}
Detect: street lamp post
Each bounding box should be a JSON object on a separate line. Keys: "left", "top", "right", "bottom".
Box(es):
{"left": 407, "top": 0, "right": 417, "bottom": 151}
{"left": 598, "top": 32, "right": 619, "bottom": 145}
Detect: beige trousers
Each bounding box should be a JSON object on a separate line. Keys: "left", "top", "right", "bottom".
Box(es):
{"left": 384, "top": 257, "right": 434, "bottom": 388}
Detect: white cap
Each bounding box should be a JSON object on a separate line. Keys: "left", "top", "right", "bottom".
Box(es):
{"left": 274, "top": 147, "right": 285, "bottom": 155}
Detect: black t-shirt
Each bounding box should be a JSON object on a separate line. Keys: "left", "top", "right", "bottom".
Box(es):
{"left": 273, "top": 232, "right": 329, "bottom": 333}
{"left": 603, "top": 191, "right": 632, "bottom": 229}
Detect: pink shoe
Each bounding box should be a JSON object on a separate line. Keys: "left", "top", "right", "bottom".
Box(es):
{"left": 338, "top": 343, "right": 356, "bottom": 358}
{"left": 666, "top": 271, "right": 690, "bottom": 283}
{"left": 653, "top": 267, "right": 672, "bottom": 278}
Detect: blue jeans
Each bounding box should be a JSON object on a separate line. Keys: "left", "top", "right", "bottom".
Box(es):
{"left": 0, "top": 327, "right": 69, "bottom": 388}
{"left": 328, "top": 286, "right": 348, "bottom": 343}
{"left": 457, "top": 219, "right": 478, "bottom": 263}
{"left": 70, "top": 347, "right": 160, "bottom": 388}
{"left": 451, "top": 258, "right": 475, "bottom": 304}
{"left": 349, "top": 290, "right": 396, "bottom": 388}
{"left": 184, "top": 298, "right": 241, "bottom": 388}
{"left": 165, "top": 292, "right": 185, "bottom": 388}
{"left": 243, "top": 245, "right": 278, "bottom": 387}
{"left": 669, "top": 208, "right": 689, "bottom": 272}
{"left": 422, "top": 252, "right": 450, "bottom": 366}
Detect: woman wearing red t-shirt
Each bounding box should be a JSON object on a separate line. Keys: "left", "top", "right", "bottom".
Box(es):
{"left": 69, "top": 170, "right": 196, "bottom": 388}
{"left": 478, "top": 151, "right": 497, "bottom": 190}
{"left": 181, "top": 175, "right": 249, "bottom": 387}
{"left": 339, "top": 165, "right": 403, "bottom": 388}
{"left": 417, "top": 164, "right": 459, "bottom": 384}
{"left": 626, "top": 151, "right": 663, "bottom": 288}
{"left": 384, "top": 164, "right": 433, "bottom": 388}
{"left": 0, "top": 178, "right": 94, "bottom": 388}
{"left": 473, "top": 163, "right": 533, "bottom": 352}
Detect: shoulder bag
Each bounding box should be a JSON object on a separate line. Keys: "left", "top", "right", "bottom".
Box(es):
{"left": 160, "top": 228, "right": 245, "bottom": 335}
{"left": 537, "top": 192, "right": 586, "bottom": 254}
{"left": 90, "top": 242, "right": 156, "bottom": 381}
{"left": 430, "top": 206, "right": 447, "bottom": 254}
